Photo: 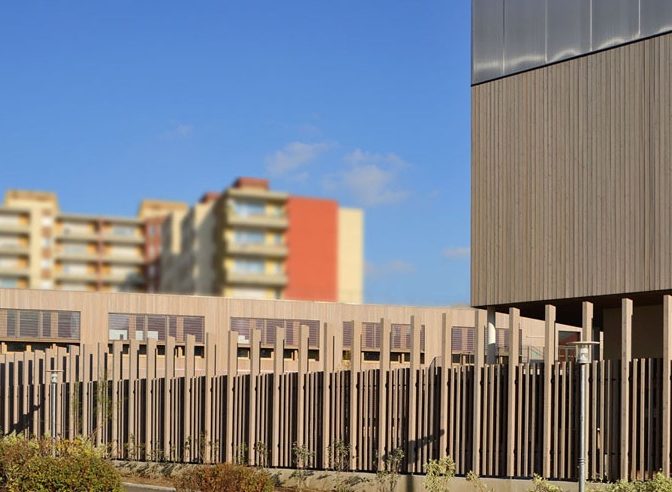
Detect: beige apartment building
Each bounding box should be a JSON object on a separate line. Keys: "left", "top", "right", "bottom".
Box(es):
{"left": 159, "top": 177, "right": 363, "bottom": 303}
{"left": 0, "top": 178, "right": 364, "bottom": 303}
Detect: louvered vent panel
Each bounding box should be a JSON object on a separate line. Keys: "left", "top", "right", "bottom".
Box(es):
{"left": 183, "top": 316, "right": 204, "bottom": 343}
{"left": 342, "top": 321, "right": 353, "bottom": 349}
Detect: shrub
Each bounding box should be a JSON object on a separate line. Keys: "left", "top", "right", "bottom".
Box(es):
{"left": 466, "top": 471, "right": 492, "bottom": 492}
{"left": 425, "top": 456, "right": 456, "bottom": 492}
{"left": 0, "top": 435, "right": 121, "bottom": 491}
{"left": 375, "top": 448, "right": 405, "bottom": 492}
{"left": 606, "top": 472, "right": 672, "bottom": 492}
{"left": 529, "top": 474, "right": 563, "bottom": 492}
{"left": 173, "top": 463, "right": 273, "bottom": 492}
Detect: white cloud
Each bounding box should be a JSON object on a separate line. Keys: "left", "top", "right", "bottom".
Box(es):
{"left": 366, "top": 260, "right": 416, "bottom": 279}
{"left": 336, "top": 149, "right": 410, "bottom": 206}
{"left": 162, "top": 122, "right": 193, "bottom": 140}
{"left": 443, "top": 247, "right": 470, "bottom": 259}
{"left": 265, "top": 141, "right": 331, "bottom": 177}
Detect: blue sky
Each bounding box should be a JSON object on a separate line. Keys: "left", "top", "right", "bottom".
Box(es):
{"left": 0, "top": 1, "right": 471, "bottom": 306}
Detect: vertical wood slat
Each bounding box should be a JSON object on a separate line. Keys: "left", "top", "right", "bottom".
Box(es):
{"left": 543, "top": 305, "right": 556, "bottom": 477}
{"left": 407, "top": 316, "right": 420, "bottom": 473}
{"left": 473, "top": 309, "right": 486, "bottom": 475}
{"left": 350, "top": 320, "right": 362, "bottom": 470}
{"left": 439, "top": 312, "right": 452, "bottom": 459}
{"left": 663, "top": 295, "right": 672, "bottom": 475}
{"left": 507, "top": 308, "right": 521, "bottom": 477}
{"left": 621, "top": 298, "right": 633, "bottom": 479}
{"left": 377, "top": 319, "right": 390, "bottom": 471}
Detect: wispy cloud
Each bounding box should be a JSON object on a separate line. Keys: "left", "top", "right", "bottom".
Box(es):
{"left": 328, "top": 149, "right": 410, "bottom": 207}
{"left": 443, "top": 247, "right": 470, "bottom": 259}
{"left": 366, "top": 259, "right": 416, "bottom": 279}
{"left": 162, "top": 122, "right": 193, "bottom": 140}
{"left": 265, "top": 141, "right": 331, "bottom": 177}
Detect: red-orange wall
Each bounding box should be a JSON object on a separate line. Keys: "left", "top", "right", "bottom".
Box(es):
{"left": 285, "top": 197, "right": 338, "bottom": 301}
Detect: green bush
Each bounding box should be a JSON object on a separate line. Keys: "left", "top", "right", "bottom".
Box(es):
{"left": 425, "top": 456, "right": 456, "bottom": 492}
{"left": 173, "top": 463, "right": 274, "bottom": 492}
{"left": 606, "top": 472, "right": 672, "bottom": 492}
{"left": 0, "top": 435, "right": 121, "bottom": 491}
{"left": 529, "top": 474, "right": 563, "bottom": 492}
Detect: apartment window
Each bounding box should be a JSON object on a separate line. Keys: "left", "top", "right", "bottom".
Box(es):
{"left": 41, "top": 215, "right": 53, "bottom": 227}
{"left": 59, "top": 282, "right": 87, "bottom": 291}
{"left": 41, "top": 280, "right": 53, "bottom": 289}
{"left": 0, "top": 278, "right": 18, "bottom": 288}
{"left": 41, "top": 258, "right": 52, "bottom": 269}
{"left": 62, "top": 223, "right": 90, "bottom": 235}
{"left": 234, "top": 229, "right": 265, "bottom": 245}
{"left": 274, "top": 233, "right": 283, "bottom": 245}
{"left": 233, "top": 199, "right": 265, "bottom": 217}
{"left": 111, "top": 225, "right": 135, "bottom": 237}
{"left": 233, "top": 258, "right": 264, "bottom": 274}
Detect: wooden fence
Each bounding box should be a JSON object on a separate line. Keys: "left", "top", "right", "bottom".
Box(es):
{"left": 0, "top": 303, "right": 669, "bottom": 482}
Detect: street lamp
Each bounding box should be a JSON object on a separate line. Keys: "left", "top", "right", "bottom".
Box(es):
{"left": 45, "top": 369, "right": 64, "bottom": 442}
{"left": 569, "top": 341, "right": 600, "bottom": 492}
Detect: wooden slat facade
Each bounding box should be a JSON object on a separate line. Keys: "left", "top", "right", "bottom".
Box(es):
{"left": 472, "top": 32, "right": 672, "bottom": 307}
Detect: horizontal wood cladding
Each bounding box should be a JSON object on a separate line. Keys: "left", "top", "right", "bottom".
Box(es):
{"left": 472, "top": 33, "right": 672, "bottom": 307}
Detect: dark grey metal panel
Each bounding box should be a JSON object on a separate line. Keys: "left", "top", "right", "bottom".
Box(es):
{"left": 547, "top": 0, "right": 591, "bottom": 63}
{"left": 472, "top": 0, "right": 504, "bottom": 84}
{"left": 592, "top": 0, "right": 640, "bottom": 50}
{"left": 503, "top": 0, "right": 547, "bottom": 74}
{"left": 641, "top": 0, "right": 672, "bottom": 37}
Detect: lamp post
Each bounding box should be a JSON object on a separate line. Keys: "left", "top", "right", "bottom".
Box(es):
{"left": 46, "top": 369, "right": 63, "bottom": 442}
{"left": 569, "top": 341, "right": 600, "bottom": 492}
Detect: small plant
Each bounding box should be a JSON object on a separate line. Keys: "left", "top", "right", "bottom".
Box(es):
{"left": 328, "top": 439, "right": 352, "bottom": 491}
{"left": 375, "top": 447, "right": 404, "bottom": 492}
{"left": 253, "top": 441, "right": 269, "bottom": 469}
{"left": 292, "top": 442, "right": 315, "bottom": 490}
{"left": 530, "top": 474, "right": 563, "bottom": 492}
{"left": 173, "top": 462, "right": 273, "bottom": 492}
{"left": 425, "top": 455, "right": 456, "bottom": 492}
{"left": 234, "top": 442, "right": 249, "bottom": 465}
{"left": 466, "top": 471, "right": 492, "bottom": 492}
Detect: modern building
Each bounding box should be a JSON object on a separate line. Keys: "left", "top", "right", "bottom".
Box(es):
{"left": 159, "top": 177, "right": 364, "bottom": 303}
{"left": 0, "top": 178, "right": 364, "bottom": 303}
{"left": 471, "top": 1, "right": 672, "bottom": 357}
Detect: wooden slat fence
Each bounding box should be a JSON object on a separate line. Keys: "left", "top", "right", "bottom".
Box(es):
{"left": 0, "top": 311, "right": 667, "bottom": 482}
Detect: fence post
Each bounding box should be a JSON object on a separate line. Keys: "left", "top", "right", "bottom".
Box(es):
{"left": 248, "top": 329, "right": 260, "bottom": 465}
{"left": 184, "top": 334, "right": 195, "bottom": 462}
{"left": 111, "top": 340, "right": 122, "bottom": 458}
{"left": 620, "top": 298, "right": 632, "bottom": 480}
{"left": 543, "top": 305, "right": 556, "bottom": 478}
{"left": 506, "top": 307, "right": 521, "bottom": 477}
{"left": 272, "top": 327, "right": 285, "bottom": 467}
{"left": 146, "top": 338, "right": 157, "bottom": 461}
{"left": 225, "top": 330, "right": 238, "bottom": 463}
{"left": 486, "top": 307, "right": 497, "bottom": 364}
{"left": 322, "top": 322, "right": 334, "bottom": 468}
{"left": 440, "top": 312, "right": 453, "bottom": 459}
{"left": 663, "top": 296, "right": 672, "bottom": 475}
{"left": 474, "top": 309, "right": 486, "bottom": 475}
{"left": 164, "top": 336, "right": 175, "bottom": 461}
{"left": 349, "top": 320, "right": 362, "bottom": 470}
{"left": 408, "top": 315, "right": 421, "bottom": 472}
{"left": 128, "top": 339, "right": 138, "bottom": 456}
{"left": 297, "top": 324, "right": 310, "bottom": 453}
{"left": 377, "top": 318, "right": 391, "bottom": 471}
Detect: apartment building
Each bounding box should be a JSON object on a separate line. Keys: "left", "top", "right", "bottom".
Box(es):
{"left": 160, "top": 177, "right": 364, "bottom": 303}
{"left": 0, "top": 179, "right": 364, "bottom": 303}
{"left": 471, "top": 1, "right": 672, "bottom": 357}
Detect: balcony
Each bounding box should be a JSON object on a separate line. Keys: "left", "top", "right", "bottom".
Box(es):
{"left": 56, "top": 229, "right": 99, "bottom": 241}
{"left": 226, "top": 242, "right": 288, "bottom": 258}
{"left": 0, "top": 223, "right": 29, "bottom": 234}
{"left": 0, "top": 265, "right": 29, "bottom": 277}
{"left": 100, "top": 233, "right": 144, "bottom": 245}
{"left": 226, "top": 213, "right": 288, "bottom": 230}
{"left": 103, "top": 272, "right": 146, "bottom": 285}
{"left": 226, "top": 271, "right": 287, "bottom": 287}
{"left": 55, "top": 271, "right": 99, "bottom": 282}
{"left": 0, "top": 243, "right": 28, "bottom": 255}
{"left": 56, "top": 250, "right": 99, "bottom": 262}
{"left": 101, "top": 253, "right": 145, "bottom": 265}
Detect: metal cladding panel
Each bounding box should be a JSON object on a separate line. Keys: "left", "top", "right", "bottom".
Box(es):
{"left": 504, "top": 0, "right": 547, "bottom": 74}
{"left": 641, "top": 0, "right": 672, "bottom": 36}
{"left": 547, "top": 0, "right": 591, "bottom": 63}
{"left": 591, "top": 0, "right": 640, "bottom": 50}
{"left": 472, "top": 0, "right": 672, "bottom": 84}
{"left": 472, "top": 0, "right": 504, "bottom": 83}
